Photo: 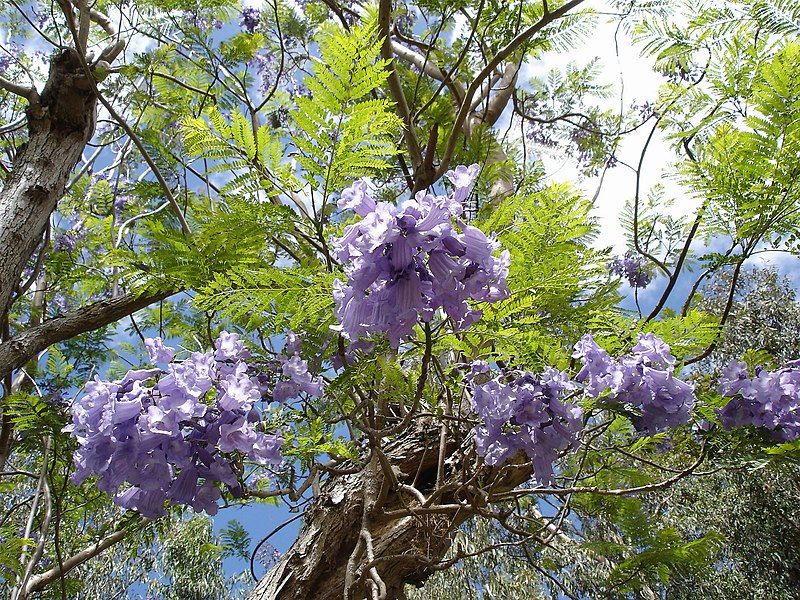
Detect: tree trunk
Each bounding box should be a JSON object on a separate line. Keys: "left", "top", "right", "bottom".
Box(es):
{"left": 0, "top": 48, "right": 97, "bottom": 320}
{"left": 249, "top": 423, "right": 529, "bottom": 600}
{"left": 249, "top": 57, "right": 525, "bottom": 600}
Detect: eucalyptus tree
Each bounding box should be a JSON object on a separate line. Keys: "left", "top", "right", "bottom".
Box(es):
{"left": 1, "top": 1, "right": 800, "bottom": 599}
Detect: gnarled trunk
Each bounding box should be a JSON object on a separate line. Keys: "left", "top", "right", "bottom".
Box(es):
{"left": 0, "top": 48, "right": 97, "bottom": 320}
{"left": 249, "top": 424, "right": 529, "bottom": 600}
{"left": 250, "top": 425, "right": 452, "bottom": 600}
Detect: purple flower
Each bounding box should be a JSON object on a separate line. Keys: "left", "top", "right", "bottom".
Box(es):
{"left": 145, "top": 337, "right": 176, "bottom": 364}
{"left": 338, "top": 180, "right": 377, "bottom": 216}
{"left": 472, "top": 369, "right": 583, "bottom": 484}
{"left": 572, "top": 333, "right": 696, "bottom": 434}
{"left": 218, "top": 368, "right": 260, "bottom": 411}
{"left": 283, "top": 331, "right": 303, "bottom": 355}
{"left": 239, "top": 7, "right": 260, "bottom": 33}
{"left": 218, "top": 417, "right": 258, "bottom": 453}
{"left": 445, "top": 164, "right": 480, "bottom": 204}
{"left": 469, "top": 360, "right": 490, "bottom": 379}
{"left": 256, "top": 542, "right": 281, "bottom": 570}
{"left": 66, "top": 332, "right": 285, "bottom": 517}
{"left": 249, "top": 51, "right": 276, "bottom": 94}
{"left": 114, "top": 194, "right": 130, "bottom": 217}
{"left": 332, "top": 166, "right": 509, "bottom": 347}
{"left": 53, "top": 233, "right": 78, "bottom": 252}
{"left": 157, "top": 352, "right": 216, "bottom": 401}
{"left": 396, "top": 9, "right": 416, "bottom": 36}
{"left": 215, "top": 331, "right": 250, "bottom": 362}
{"left": 631, "top": 332, "right": 675, "bottom": 369}
{"left": 51, "top": 293, "right": 68, "bottom": 314}
{"left": 31, "top": 7, "right": 49, "bottom": 27}
{"left": 193, "top": 480, "right": 222, "bottom": 515}
{"left": 0, "top": 44, "right": 21, "bottom": 75}
{"left": 572, "top": 334, "right": 619, "bottom": 397}
{"left": 608, "top": 251, "right": 651, "bottom": 288}
{"left": 718, "top": 360, "right": 800, "bottom": 441}
{"left": 272, "top": 380, "right": 300, "bottom": 402}
{"left": 572, "top": 333, "right": 697, "bottom": 434}
{"left": 276, "top": 354, "right": 324, "bottom": 398}
{"left": 249, "top": 432, "right": 283, "bottom": 466}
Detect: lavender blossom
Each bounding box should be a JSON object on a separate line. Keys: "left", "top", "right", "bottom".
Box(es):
{"left": 471, "top": 369, "right": 583, "bottom": 484}
{"left": 718, "top": 360, "right": 800, "bottom": 442}
{"left": 65, "top": 333, "right": 285, "bottom": 518}
{"left": 146, "top": 337, "right": 176, "bottom": 364}
{"left": 608, "top": 251, "right": 651, "bottom": 289}
{"left": 572, "top": 333, "right": 696, "bottom": 434}
{"left": 332, "top": 166, "right": 510, "bottom": 347}
{"left": 53, "top": 232, "right": 78, "bottom": 252}
{"left": 114, "top": 193, "right": 131, "bottom": 217}
{"left": 239, "top": 7, "right": 261, "bottom": 33}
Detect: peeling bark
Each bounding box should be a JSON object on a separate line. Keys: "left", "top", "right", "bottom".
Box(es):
{"left": 0, "top": 48, "right": 97, "bottom": 320}
{"left": 250, "top": 425, "right": 447, "bottom": 600}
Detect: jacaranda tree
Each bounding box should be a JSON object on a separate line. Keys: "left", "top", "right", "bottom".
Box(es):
{"left": 1, "top": 0, "right": 800, "bottom": 598}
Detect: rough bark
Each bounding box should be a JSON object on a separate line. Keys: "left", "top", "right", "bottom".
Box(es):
{"left": 0, "top": 47, "right": 97, "bottom": 320}
{"left": 250, "top": 42, "right": 525, "bottom": 600}
{"left": 249, "top": 424, "right": 529, "bottom": 600}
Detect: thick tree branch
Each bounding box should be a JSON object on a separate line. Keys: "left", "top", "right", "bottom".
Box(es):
{"left": 0, "top": 75, "right": 38, "bottom": 102}
{"left": 88, "top": 8, "right": 126, "bottom": 63}
{"left": 473, "top": 62, "right": 519, "bottom": 128}
{"left": 389, "top": 41, "right": 466, "bottom": 106}
{"left": 0, "top": 289, "right": 176, "bottom": 380}
{"left": 378, "top": 0, "right": 424, "bottom": 170}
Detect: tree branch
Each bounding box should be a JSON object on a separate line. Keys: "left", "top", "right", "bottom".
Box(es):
{"left": 24, "top": 523, "right": 142, "bottom": 595}
{"left": 0, "top": 74, "right": 38, "bottom": 102}
{"left": 378, "top": 0, "right": 423, "bottom": 170}
{"left": 389, "top": 41, "right": 465, "bottom": 106}
{"left": 0, "top": 290, "right": 177, "bottom": 380}
{"left": 436, "top": 0, "right": 586, "bottom": 180}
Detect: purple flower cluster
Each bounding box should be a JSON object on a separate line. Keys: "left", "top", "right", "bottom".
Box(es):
{"left": 717, "top": 360, "right": 800, "bottom": 442}
{"left": 471, "top": 368, "right": 583, "bottom": 484}
{"left": 66, "top": 333, "right": 283, "bottom": 518}
{"left": 272, "top": 345, "right": 325, "bottom": 402}
{"left": 256, "top": 542, "right": 281, "bottom": 570}
{"left": 245, "top": 330, "right": 326, "bottom": 402}
{"left": 239, "top": 7, "right": 260, "bottom": 33}
{"left": 396, "top": 9, "right": 416, "bottom": 35}
{"left": 184, "top": 12, "right": 223, "bottom": 30}
{"left": 608, "top": 251, "right": 651, "bottom": 289}
{"left": 0, "top": 44, "right": 21, "bottom": 75}
{"left": 53, "top": 233, "right": 78, "bottom": 252}
{"left": 31, "top": 6, "right": 49, "bottom": 27}
{"left": 572, "top": 333, "right": 696, "bottom": 434}
{"left": 332, "top": 165, "right": 510, "bottom": 347}
{"left": 53, "top": 224, "right": 85, "bottom": 253}
{"left": 249, "top": 51, "right": 279, "bottom": 94}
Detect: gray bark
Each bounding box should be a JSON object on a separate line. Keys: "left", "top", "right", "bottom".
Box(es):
{"left": 0, "top": 48, "right": 97, "bottom": 320}
{"left": 249, "top": 424, "right": 529, "bottom": 600}
{"left": 250, "top": 425, "right": 449, "bottom": 600}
